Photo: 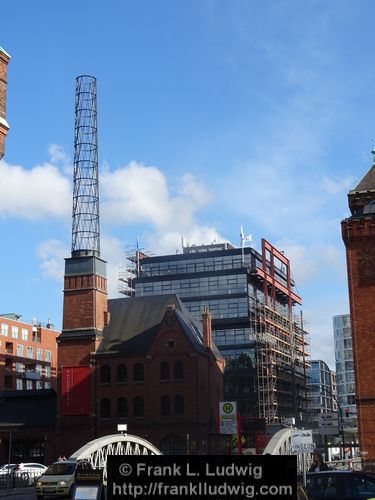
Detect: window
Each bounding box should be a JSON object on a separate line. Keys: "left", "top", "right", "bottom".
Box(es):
{"left": 45, "top": 350, "right": 51, "bottom": 362}
{"left": 36, "top": 348, "right": 43, "bottom": 361}
{"left": 1, "top": 323, "right": 8, "bottom": 336}
{"left": 26, "top": 380, "right": 33, "bottom": 390}
{"left": 100, "top": 398, "right": 111, "bottom": 419}
{"left": 100, "top": 365, "right": 111, "bottom": 384}
{"left": 174, "top": 361, "right": 184, "bottom": 380}
{"left": 4, "top": 375, "right": 12, "bottom": 389}
{"left": 11, "top": 326, "right": 19, "bottom": 339}
{"left": 22, "top": 328, "right": 28, "bottom": 341}
{"left": 27, "top": 346, "right": 34, "bottom": 359}
{"left": 175, "top": 395, "right": 184, "bottom": 416}
{"left": 160, "top": 395, "right": 170, "bottom": 416}
{"left": 133, "top": 363, "right": 144, "bottom": 382}
{"left": 117, "top": 364, "right": 127, "bottom": 383}
{"left": 45, "top": 366, "right": 51, "bottom": 378}
{"left": 44, "top": 381, "right": 51, "bottom": 389}
{"left": 36, "top": 364, "right": 42, "bottom": 375}
{"left": 17, "top": 344, "right": 24, "bottom": 357}
{"left": 16, "top": 362, "right": 24, "bottom": 373}
{"left": 133, "top": 396, "right": 144, "bottom": 417}
{"left": 16, "top": 379, "right": 23, "bottom": 390}
{"left": 36, "top": 381, "right": 43, "bottom": 390}
{"left": 117, "top": 398, "right": 128, "bottom": 418}
{"left": 160, "top": 362, "right": 169, "bottom": 381}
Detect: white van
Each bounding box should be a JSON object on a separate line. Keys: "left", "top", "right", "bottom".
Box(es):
{"left": 36, "top": 460, "right": 77, "bottom": 498}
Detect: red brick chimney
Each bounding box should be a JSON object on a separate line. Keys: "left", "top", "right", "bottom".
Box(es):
{"left": 0, "top": 47, "right": 11, "bottom": 160}
{"left": 202, "top": 307, "right": 212, "bottom": 348}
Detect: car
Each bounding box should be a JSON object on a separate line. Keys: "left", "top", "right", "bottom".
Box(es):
{"left": 305, "top": 470, "right": 375, "bottom": 499}
{"left": 0, "top": 463, "right": 16, "bottom": 475}
{"left": 36, "top": 460, "right": 77, "bottom": 498}
{"left": 13, "top": 463, "right": 48, "bottom": 485}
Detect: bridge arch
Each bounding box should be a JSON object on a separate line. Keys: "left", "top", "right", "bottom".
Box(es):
{"left": 70, "top": 433, "right": 162, "bottom": 470}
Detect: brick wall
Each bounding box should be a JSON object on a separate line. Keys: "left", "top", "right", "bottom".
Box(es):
{"left": 0, "top": 48, "right": 10, "bottom": 160}
{"left": 342, "top": 216, "right": 375, "bottom": 461}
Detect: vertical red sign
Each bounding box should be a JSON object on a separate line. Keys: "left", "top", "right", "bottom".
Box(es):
{"left": 61, "top": 366, "right": 90, "bottom": 415}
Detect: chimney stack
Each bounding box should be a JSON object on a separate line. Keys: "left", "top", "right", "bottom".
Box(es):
{"left": 0, "top": 47, "right": 11, "bottom": 160}
{"left": 202, "top": 307, "right": 212, "bottom": 348}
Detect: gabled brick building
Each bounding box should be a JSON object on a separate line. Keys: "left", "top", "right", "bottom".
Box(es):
{"left": 342, "top": 160, "right": 375, "bottom": 463}
{"left": 57, "top": 292, "right": 224, "bottom": 457}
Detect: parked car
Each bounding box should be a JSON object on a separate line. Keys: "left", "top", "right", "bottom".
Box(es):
{"left": 306, "top": 470, "right": 375, "bottom": 499}
{"left": 13, "top": 463, "right": 48, "bottom": 485}
{"left": 36, "top": 460, "right": 77, "bottom": 498}
{"left": 0, "top": 464, "right": 16, "bottom": 475}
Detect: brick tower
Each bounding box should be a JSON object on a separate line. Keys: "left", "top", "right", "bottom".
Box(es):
{"left": 342, "top": 156, "right": 375, "bottom": 463}
{"left": 0, "top": 47, "right": 11, "bottom": 160}
{"left": 57, "top": 76, "right": 108, "bottom": 455}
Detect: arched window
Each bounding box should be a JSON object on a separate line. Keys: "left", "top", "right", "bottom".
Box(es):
{"left": 134, "top": 396, "right": 144, "bottom": 418}
{"left": 160, "top": 395, "right": 170, "bottom": 416}
{"left": 160, "top": 361, "right": 169, "bottom": 381}
{"left": 175, "top": 394, "right": 184, "bottom": 416}
{"left": 100, "top": 365, "right": 111, "bottom": 384}
{"left": 117, "top": 364, "right": 127, "bottom": 383}
{"left": 117, "top": 397, "right": 128, "bottom": 418}
{"left": 174, "top": 361, "right": 184, "bottom": 380}
{"left": 100, "top": 398, "right": 111, "bottom": 419}
{"left": 133, "top": 363, "right": 144, "bottom": 382}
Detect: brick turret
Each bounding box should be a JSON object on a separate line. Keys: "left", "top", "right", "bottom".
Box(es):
{"left": 342, "top": 160, "right": 375, "bottom": 463}
{"left": 0, "top": 47, "right": 11, "bottom": 160}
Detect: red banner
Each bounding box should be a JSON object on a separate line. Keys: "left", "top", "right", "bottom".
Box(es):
{"left": 61, "top": 366, "right": 90, "bottom": 415}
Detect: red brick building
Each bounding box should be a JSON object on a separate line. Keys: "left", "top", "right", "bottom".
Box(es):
{"left": 342, "top": 161, "right": 375, "bottom": 462}
{"left": 0, "top": 314, "right": 59, "bottom": 464}
{"left": 0, "top": 46, "right": 10, "bottom": 160}
{"left": 57, "top": 251, "right": 224, "bottom": 457}
{"left": 0, "top": 313, "right": 58, "bottom": 391}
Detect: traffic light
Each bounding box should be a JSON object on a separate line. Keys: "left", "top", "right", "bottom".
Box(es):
{"left": 345, "top": 408, "right": 349, "bottom": 418}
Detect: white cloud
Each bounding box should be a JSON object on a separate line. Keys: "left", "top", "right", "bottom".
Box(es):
{"left": 48, "top": 143, "right": 71, "bottom": 168}
{"left": 37, "top": 239, "right": 69, "bottom": 280}
{"left": 101, "top": 161, "right": 212, "bottom": 231}
{"left": 0, "top": 159, "right": 71, "bottom": 219}
{"left": 322, "top": 175, "right": 355, "bottom": 195}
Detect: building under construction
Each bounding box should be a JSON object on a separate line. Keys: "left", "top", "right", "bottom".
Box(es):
{"left": 119, "top": 238, "right": 310, "bottom": 426}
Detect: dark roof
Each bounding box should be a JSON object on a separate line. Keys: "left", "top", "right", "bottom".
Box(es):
{"left": 0, "top": 389, "right": 57, "bottom": 428}
{"left": 353, "top": 165, "right": 375, "bottom": 192}
{"left": 96, "top": 294, "right": 221, "bottom": 358}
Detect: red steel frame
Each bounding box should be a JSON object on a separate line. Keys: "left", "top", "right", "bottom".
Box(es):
{"left": 257, "top": 239, "right": 302, "bottom": 309}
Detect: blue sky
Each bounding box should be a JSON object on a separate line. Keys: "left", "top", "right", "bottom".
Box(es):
{"left": 1, "top": 0, "right": 374, "bottom": 368}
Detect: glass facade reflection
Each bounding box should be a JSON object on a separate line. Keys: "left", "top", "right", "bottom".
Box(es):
{"left": 133, "top": 242, "right": 307, "bottom": 421}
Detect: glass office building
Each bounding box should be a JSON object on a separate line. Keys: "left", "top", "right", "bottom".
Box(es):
{"left": 130, "top": 240, "right": 309, "bottom": 423}
{"left": 333, "top": 315, "right": 357, "bottom": 431}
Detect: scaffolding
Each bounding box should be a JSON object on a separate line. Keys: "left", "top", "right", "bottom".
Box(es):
{"left": 252, "top": 297, "right": 310, "bottom": 423}
{"left": 118, "top": 247, "right": 149, "bottom": 297}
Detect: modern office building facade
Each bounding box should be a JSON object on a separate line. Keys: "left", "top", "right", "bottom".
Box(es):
{"left": 307, "top": 360, "right": 337, "bottom": 429}
{"left": 129, "top": 239, "right": 309, "bottom": 425}
{"left": 333, "top": 315, "right": 357, "bottom": 431}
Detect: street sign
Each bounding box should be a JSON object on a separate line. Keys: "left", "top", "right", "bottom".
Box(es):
{"left": 219, "top": 401, "right": 237, "bottom": 435}
{"left": 290, "top": 430, "right": 315, "bottom": 454}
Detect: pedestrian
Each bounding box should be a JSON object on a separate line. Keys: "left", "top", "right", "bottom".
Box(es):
{"left": 308, "top": 452, "right": 329, "bottom": 472}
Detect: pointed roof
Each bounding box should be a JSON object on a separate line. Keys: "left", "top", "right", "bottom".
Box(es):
{"left": 352, "top": 164, "right": 375, "bottom": 192}
{"left": 95, "top": 294, "right": 222, "bottom": 358}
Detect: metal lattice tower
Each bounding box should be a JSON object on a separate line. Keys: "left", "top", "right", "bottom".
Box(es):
{"left": 72, "top": 75, "right": 100, "bottom": 256}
